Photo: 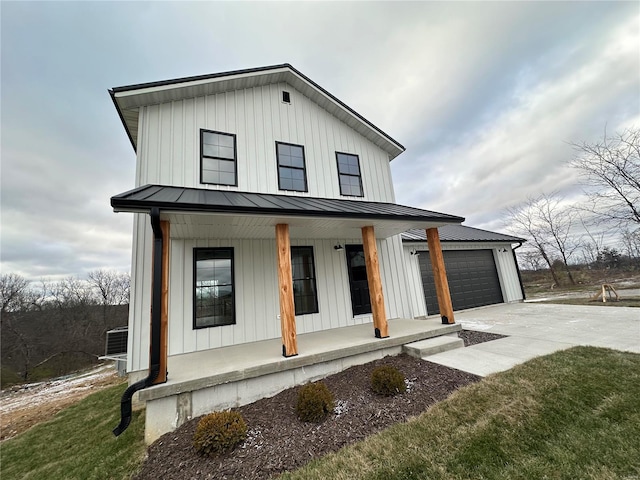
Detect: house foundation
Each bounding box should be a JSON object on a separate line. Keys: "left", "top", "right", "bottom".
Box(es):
{"left": 138, "top": 318, "right": 460, "bottom": 444}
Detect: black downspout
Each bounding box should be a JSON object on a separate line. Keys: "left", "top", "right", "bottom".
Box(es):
{"left": 512, "top": 242, "right": 526, "bottom": 301}
{"left": 113, "top": 207, "right": 164, "bottom": 436}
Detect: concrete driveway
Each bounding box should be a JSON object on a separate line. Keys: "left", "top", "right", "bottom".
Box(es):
{"left": 426, "top": 302, "right": 639, "bottom": 376}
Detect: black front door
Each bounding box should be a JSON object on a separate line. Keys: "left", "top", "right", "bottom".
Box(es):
{"left": 345, "top": 245, "right": 371, "bottom": 316}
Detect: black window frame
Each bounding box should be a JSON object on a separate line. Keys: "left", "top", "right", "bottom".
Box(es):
{"left": 193, "top": 247, "right": 236, "bottom": 329}
{"left": 291, "top": 246, "right": 319, "bottom": 316}
{"left": 276, "top": 141, "right": 308, "bottom": 192}
{"left": 335, "top": 152, "right": 364, "bottom": 197}
{"left": 200, "top": 129, "right": 238, "bottom": 186}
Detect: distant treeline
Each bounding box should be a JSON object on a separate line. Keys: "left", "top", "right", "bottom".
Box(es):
{"left": 1, "top": 271, "right": 130, "bottom": 388}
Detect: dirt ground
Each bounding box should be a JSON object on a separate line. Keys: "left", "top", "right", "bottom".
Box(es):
{"left": 0, "top": 364, "right": 122, "bottom": 441}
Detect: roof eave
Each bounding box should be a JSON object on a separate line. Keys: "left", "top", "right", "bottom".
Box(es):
{"left": 109, "top": 89, "right": 137, "bottom": 153}
{"left": 111, "top": 198, "right": 464, "bottom": 225}
{"left": 110, "top": 64, "right": 405, "bottom": 158}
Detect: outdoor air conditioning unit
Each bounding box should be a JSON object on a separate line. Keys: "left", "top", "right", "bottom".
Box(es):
{"left": 101, "top": 326, "right": 128, "bottom": 376}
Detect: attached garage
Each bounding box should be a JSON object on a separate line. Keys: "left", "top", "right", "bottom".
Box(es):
{"left": 419, "top": 249, "right": 503, "bottom": 314}
{"left": 402, "top": 225, "right": 525, "bottom": 317}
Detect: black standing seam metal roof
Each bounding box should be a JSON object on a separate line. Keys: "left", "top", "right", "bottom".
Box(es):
{"left": 111, "top": 185, "right": 465, "bottom": 223}
{"left": 109, "top": 63, "right": 405, "bottom": 155}
{"left": 402, "top": 226, "right": 525, "bottom": 243}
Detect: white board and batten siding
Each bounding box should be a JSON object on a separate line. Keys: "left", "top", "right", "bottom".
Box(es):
{"left": 402, "top": 242, "right": 524, "bottom": 318}
{"left": 127, "top": 227, "right": 412, "bottom": 373}
{"left": 126, "top": 81, "right": 405, "bottom": 373}
{"left": 135, "top": 82, "right": 395, "bottom": 202}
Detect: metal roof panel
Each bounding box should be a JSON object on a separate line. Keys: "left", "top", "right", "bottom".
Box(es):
{"left": 111, "top": 184, "right": 465, "bottom": 225}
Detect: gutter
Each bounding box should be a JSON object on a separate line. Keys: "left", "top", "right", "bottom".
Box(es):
{"left": 113, "top": 207, "right": 164, "bottom": 436}
{"left": 512, "top": 242, "right": 526, "bottom": 301}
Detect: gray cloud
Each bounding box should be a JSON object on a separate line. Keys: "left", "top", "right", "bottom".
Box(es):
{"left": 1, "top": 2, "right": 638, "bottom": 279}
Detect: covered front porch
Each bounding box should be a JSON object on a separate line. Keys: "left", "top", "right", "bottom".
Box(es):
{"left": 111, "top": 184, "right": 465, "bottom": 438}
{"left": 139, "top": 317, "right": 460, "bottom": 443}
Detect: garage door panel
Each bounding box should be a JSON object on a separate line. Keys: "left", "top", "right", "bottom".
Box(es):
{"left": 418, "top": 249, "right": 503, "bottom": 314}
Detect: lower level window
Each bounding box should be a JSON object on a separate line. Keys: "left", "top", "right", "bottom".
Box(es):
{"left": 194, "top": 248, "right": 235, "bottom": 328}
{"left": 291, "top": 246, "right": 319, "bottom": 315}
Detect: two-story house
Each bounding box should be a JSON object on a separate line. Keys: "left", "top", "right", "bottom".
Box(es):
{"left": 108, "top": 64, "right": 523, "bottom": 443}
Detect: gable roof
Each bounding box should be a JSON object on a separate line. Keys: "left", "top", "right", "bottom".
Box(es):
{"left": 402, "top": 225, "right": 525, "bottom": 243}
{"left": 110, "top": 64, "right": 405, "bottom": 159}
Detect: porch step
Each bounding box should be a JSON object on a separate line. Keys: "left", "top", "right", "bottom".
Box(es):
{"left": 403, "top": 335, "right": 464, "bottom": 359}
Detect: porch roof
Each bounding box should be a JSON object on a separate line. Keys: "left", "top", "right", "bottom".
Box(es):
{"left": 402, "top": 225, "right": 525, "bottom": 243}
{"left": 111, "top": 184, "right": 465, "bottom": 239}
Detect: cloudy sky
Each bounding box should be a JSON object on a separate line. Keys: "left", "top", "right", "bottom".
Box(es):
{"left": 1, "top": 1, "right": 638, "bottom": 280}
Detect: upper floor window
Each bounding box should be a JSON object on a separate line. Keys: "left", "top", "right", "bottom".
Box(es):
{"left": 276, "top": 142, "right": 308, "bottom": 192}
{"left": 336, "top": 152, "right": 364, "bottom": 197}
{"left": 291, "top": 246, "right": 319, "bottom": 315}
{"left": 201, "top": 129, "right": 237, "bottom": 186}
{"left": 193, "top": 248, "right": 235, "bottom": 328}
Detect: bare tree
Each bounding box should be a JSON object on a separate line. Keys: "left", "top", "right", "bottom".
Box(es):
{"left": 0, "top": 274, "right": 41, "bottom": 379}
{"left": 505, "top": 196, "right": 561, "bottom": 286}
{"left": 577, "top": 215, "right": 605, "bottom": 265}
{"left": 519, "top": 249, "right": 545, "bottom": 271}
{"left": 87, "top": 270, "right": 130, "bottom": 306}
{"left": 506, "top": 192, "right": 582, "bottom": 285}
{"left": 0, "top": 273, "right": 30, "bottom": 313}
{"left": 571, "top": 128, "right": 640, "bottom": 226}
{"left": 620, "top": 227, "right": 640, "bottom": 260}
{"left": 87, "top": 270, "right": 130, "bottom": 328}
{"left": 47, "top": 276, "right": 96, "bottom": 309}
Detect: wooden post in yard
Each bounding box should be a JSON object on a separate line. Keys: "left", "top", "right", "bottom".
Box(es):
{"left": 361, "top": 226, "right": 389, "bottom": 338}
{"left": 426, "top": 228, "right": 455, "bottom": 324}
{"left": 153, "top": 220, "right": 169, "bottom": 384}
{"left": 276, "top": 224, "right": 298, "bottom": 357}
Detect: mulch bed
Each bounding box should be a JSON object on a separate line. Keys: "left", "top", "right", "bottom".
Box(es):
{"left": 458, "top": 329, "right": 506, "bottom": 347}
{"left": 135, "top": 330, "right": 498, "bottom": 480}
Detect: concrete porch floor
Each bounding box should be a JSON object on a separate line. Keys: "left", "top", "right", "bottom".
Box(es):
{"left": 139, "top": 317, "right": 460, "bottom": 403}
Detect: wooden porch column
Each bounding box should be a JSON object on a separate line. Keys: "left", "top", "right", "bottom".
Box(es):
{"left": 426, "top": 228, "right": 455, "bottom": 324}
{"left": 276, "top": 224, "right": 298, "bottom": 357}
{"left": 361, "top": 226, "right": 389, "bottom": 338}
{"left": 153, "top": 220, "right": 170, "bottom": 384}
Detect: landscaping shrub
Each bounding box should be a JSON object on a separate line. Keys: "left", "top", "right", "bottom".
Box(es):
{"left": 296, "top": 381, "right": 334, "bottom": 423}
{"left": 371, "top": 365, "right": 406, "bottom": 396}
{"left": 193, "top": 410, "right": 247, "bottom": 456}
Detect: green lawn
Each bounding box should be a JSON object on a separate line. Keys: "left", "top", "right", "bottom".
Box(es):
{"left": 280, "top": 347, "right": 640, "bottom": 480}
{"left": 3, "top": 347, "right": 639, "bottom": 480}
{"left": 1, "top": 382, "right": 146, "bottom": 480}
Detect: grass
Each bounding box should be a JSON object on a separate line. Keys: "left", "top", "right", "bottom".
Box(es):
{"left": 3, "top": 348, "right": 639, "bottom": 480}
{"left": 0, "top": 382, "right": 146, "bottom": 480}
{"left": 279, "top": 347, "right": 640, "bottom": 480}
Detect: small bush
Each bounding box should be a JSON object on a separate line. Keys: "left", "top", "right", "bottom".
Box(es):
{"left": 193, "top": 410, "right": 247, "bottom": 456}
{"left": 371, "top": 365, "right": 406, "bottom": 396}
{"left": 296, "top": 381, "right": 334, "bottom": 423}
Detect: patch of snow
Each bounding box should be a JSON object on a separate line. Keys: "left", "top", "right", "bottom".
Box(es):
{"left": 404, "top": 377, "right": 416, "bottom": 393}
{"left": 0, "top": 364, "right": 115, "bottom": 415}
{"left": 460, "top": 321, "right": 494, "bottom": 331}
{"left": 333, "top": 399, "right": 349, "bottom": 418}
{"left": 242, "top": 428, "right": 264, "bottom": 450}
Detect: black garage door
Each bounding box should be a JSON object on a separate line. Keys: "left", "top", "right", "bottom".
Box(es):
{"left": 418, "top": 249, "right": 503, "bottom": 314}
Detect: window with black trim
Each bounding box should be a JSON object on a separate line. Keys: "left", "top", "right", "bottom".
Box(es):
{"left": 291, "top": 246, "right": 319, "bottom": 315}
{"left": 200, "top": 129, "right": 237, "bottom": 186}
{"left": 194, "top": 248, "right": 235, "bottom": 328}
{"left": 336, "top": 152, "right": 364, "bottom": 197}
{"left": 276, "top": 142, "right": 307, "bottom": 192}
